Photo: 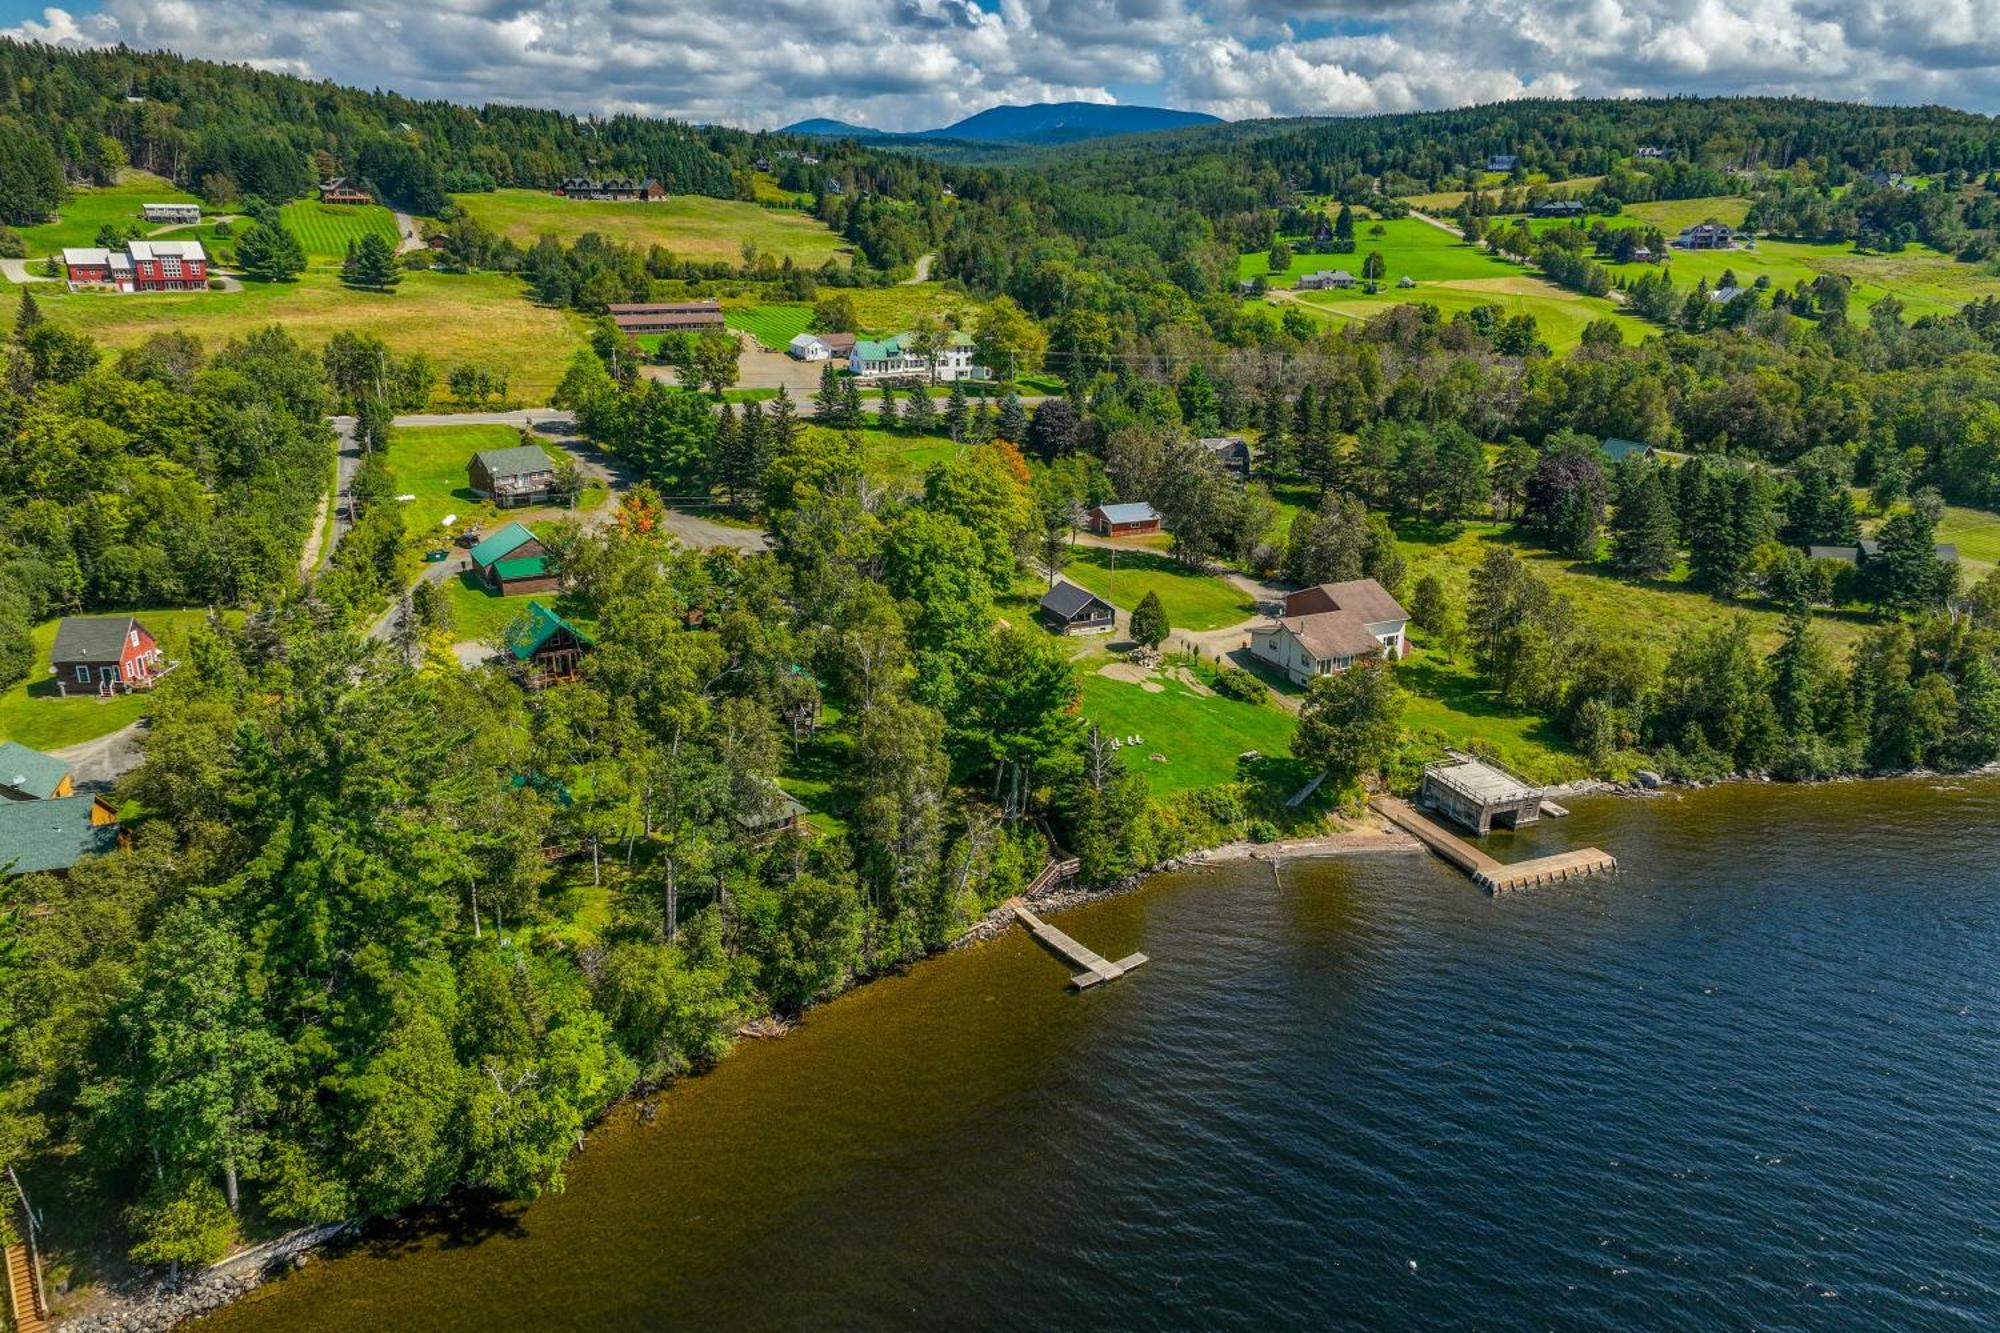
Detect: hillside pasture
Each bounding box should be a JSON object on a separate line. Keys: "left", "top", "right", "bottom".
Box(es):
{"left": 34, "top": 268, "right": 588, "bottom": 404}
{"left": 450, "top": 189, "right": 851, "bottom": 265}
{"left": 19, "top": 170, "right": 203, "bottom": 256}
{"left": 1620, "top": 196, "right": 1752, "bottom": 231}
{"left": 1077, "top": 664, "right": 1298, "bottom": 796}
{"left": 277, "top": 201, "right": 400, "bottom": 260}
{"left": 1401, "top": 174, "right": 1607, "bottom": 214}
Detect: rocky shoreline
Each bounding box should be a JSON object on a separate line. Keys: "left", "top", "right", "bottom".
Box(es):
{"left": 57, "top": 1223, "right": 349, "bottom": 1332}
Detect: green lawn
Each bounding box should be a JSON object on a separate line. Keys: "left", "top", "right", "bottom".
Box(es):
{"left": 1060, "top": 546, "right": 1256, "bottom": 631}
{"left": 451, "top": 189, "right": 851, "bottom": 265}
{"left": 1395, "top": 651, "right": 1589, "bottom": 784}
{"left": 1077, "top": 663, "right": 1297, "bottom": 795}
{"left": 725, "top": 304, "right": 814, "bottom": 350}
{"left": 1621, "top": 196, "right": 1752, "bottom": 231}
{"left": 0, "top": 609, "right": 219, "bottom": 750}
{"left": 442, "top": 572, "right": 556, "bottom": 644}
{"left": 385, "top": 423, "right": 524, "bottom": 539}
{"left": 277, "top": 201, "right": 400, "bottom": 260}
{"left": 18, "top": 171, "right": 202, "bottom": 255}
{"left": 857, "top": 428, "right": 959, "bottom": 484}
{"left": 1938, "top": 506, "right": 2000, "bottom": 576}
{"left": 34, "top": 268, "right": 588, "bottom": 405}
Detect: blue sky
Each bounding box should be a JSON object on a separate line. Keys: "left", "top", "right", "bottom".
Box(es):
{"left": 6, "top": 0, "right": 1998, "bottom": 129}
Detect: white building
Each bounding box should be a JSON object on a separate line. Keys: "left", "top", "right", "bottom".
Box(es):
{"left": 141, "top": 202, "right": 201, "bottom": 225}
{"left": 1248, "top": 579, "right": 1408, "bottom": 685}
{"left": 848, "top": 331, "right": 988, "bottom": 382}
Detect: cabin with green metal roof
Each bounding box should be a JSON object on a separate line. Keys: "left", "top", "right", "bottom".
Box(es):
{"left": 504, "top": 601, "right": 592, "bottom": 686}
{"left": 0, "top": 741, "right": 74, "bottom": 801}
{"left": 469, "top": 521, "right": 557, "bottom": 594}
{"left": 0, "top": 793, "right": 119, "bottom": 875}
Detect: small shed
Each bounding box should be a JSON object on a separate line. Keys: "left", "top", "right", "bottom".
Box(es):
{"left": 1039, "top": 581, "right": 1116, "bottom": 636}
{"left": 504, "top": 601, "right": 592, "bottom": 686}
{"left": 468, "top": 444, "right": 557, "bottom": 508}
{"left": 1087, "top": 501, "right": 1162, "bottom": 537}
{"left": 1198, "top": 436, "right": 1253, "bottom": 479}
{"left": 0, "top": 742, "right": 73, "bottom": 801}
{"left": 1599, "top": 437, "right": 1657, "bottom": 465}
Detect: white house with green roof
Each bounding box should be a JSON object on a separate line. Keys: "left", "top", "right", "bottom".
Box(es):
{"left": 847, "top": 331, "right": 987, "bottom": 382}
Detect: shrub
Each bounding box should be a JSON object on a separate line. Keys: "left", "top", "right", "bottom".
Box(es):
{"left": 206, "top": 277, "right": 225, "bottom": 290}
{"left": 1247, "top": 819, "right": 1279, "bottom": 843}
{"left": 0, "top": 227, "right": 23, "bottom": 259}
{"left": 1211, "top": 665, "right": 1264, "bottom": 704}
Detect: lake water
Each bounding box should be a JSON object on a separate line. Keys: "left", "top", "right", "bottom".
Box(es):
{"left": 207, "top": 777, "right": 2000, "bottom": 1330}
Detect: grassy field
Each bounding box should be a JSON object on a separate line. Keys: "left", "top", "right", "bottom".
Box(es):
{"left": 451, "top": 189, "right": 851, "bottom": 265}
{"left": 277, "top": 201, "right": 400, "bottom": 259}
{"left": 0, "top": 609, "right": 219, "bottom": 750}
{"left": 1938, "top": 506, "right": 2000, "bottom": 576}
{"left": 843, "top": 284, "right": 981, "bottom": 333}
{"left": 1241, "top": 217, "right": 1651, "bottom": 351}
{"left": 18, "top": 171, "right": 202, "bottom": 255}
{"left": 386, "top": 423, "right": 531, "bottom": 539}
{"left": 1401, "top": 175, "right": 1606, "bottom": 213}
{"left": 1620, "top": 196, "right": 1753, "bottom": 231}
{"left": 1395, "top": 651, "right": 1589, "bottom": 784}
{"left": 725, "top": 304, "right": 815, "bottom": 350}
{"left": 857, "top": 429, "right": 959, "bottom": 485}
{"left": 1060, "top": 546, "right": 1256, "bottom": 631}
{"left": 34, "top": 268, "right": 588, "bottom": 404}
{"left": 1077, "top": 662, "right": 1297, "bottom": 795}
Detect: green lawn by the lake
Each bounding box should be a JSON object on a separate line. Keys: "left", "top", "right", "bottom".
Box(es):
{"left": 1077, "top": 664, "right": 1297, "bottom": 796}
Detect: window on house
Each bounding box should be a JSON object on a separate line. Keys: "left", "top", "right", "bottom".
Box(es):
{"left": 75, "top": 665, "right": 89, "bottom": 682}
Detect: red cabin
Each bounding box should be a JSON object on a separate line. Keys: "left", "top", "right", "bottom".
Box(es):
{"left": 50, "top": 616, "right": 174, "bottom": 697}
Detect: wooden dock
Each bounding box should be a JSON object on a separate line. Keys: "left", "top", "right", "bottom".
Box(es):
{"left": 1372, "top": 796, "right": 1616, "bottom": 895}
{"left": 1013, "top": 904, "right": 1147, "bottom": 990}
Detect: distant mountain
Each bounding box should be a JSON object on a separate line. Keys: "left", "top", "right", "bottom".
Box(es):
{"left": 778, "top": 102, "right": 1222, "bottom": 147}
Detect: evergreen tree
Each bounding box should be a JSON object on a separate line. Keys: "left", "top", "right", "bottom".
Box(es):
{"left": 341, "top": 231, "right": 401, "bottom": 290}
{"left": 839, "top": 375, "right": 864, "bottom": 428}
{"left": 877, "top": 383, "right": 900, "bottom": 430}
{"left": 1128, "top": 590, "right": 1169, "bottom": 649}
{"left": 766, "top": 385, "right": 799, "bottom": 452}
{"left": 997, "top": 391, "right": 1028, "bottom": 443}
{"left": 1334, "top": 203, "right": 1355, "bottom": 241}
{"left": 234, "top": 222, "right": 306, "bottom": 282}
{"left": 944, "top": 379, "right": 970, "bottom": 439}
{"left": 1868, "top": 497, "right": 1957, "bottom": 613}
{"left": 1609, "top": 463, "right": 1678, "bottom": 576}
{"left": 906, "top": 382, "right": 938, "bottom": 431}
{"left": 813, "top": 362, "right": 842, "bottom": 419}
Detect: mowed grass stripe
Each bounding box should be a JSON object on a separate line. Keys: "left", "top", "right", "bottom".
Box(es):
{"left": 726, "top": 304, "right": 814, "bottom": 350}
{"left": 278, "top": 201, "right": 400, "bottom": 259}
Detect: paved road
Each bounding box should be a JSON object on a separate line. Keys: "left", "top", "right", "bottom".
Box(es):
{"left": 393, "top": 212, "right": 424, "bottom": 255}
{"left": 0, "top": 258, "right": 54, "bottom": 284}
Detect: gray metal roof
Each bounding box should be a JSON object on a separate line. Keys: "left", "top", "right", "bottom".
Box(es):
{"left": 1094, "top": 502, "right": 1159, "bottom": 525}
{"left": 51, "top": 616, "right": 145, "bottom": 664}
{"left": 472, "top": 444, "right": 555, "bottom": 481}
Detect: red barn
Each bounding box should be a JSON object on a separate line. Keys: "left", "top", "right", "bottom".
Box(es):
{"left": 50, "top": 616, "right": 173, "bottom": 697}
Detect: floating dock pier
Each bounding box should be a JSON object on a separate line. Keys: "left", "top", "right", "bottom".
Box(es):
{"left": 1371, "top": 796, "right": 1616, "bottom": 895}
{"left": 1013, "top": 904, "right": 1148, "bottom": 990}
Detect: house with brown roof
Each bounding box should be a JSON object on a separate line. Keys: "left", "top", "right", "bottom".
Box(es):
{"left": 608, "top": 300, "right": 726, "bottom": 335}
{"left": 319, "top": 177, "right": 374, "bottom": 205}
{"left": 1249, "top": 579, "right": 1408, "bottom": 684}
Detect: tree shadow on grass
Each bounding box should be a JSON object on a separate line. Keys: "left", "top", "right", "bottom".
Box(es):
{"left": 1397, "top": 657, "right": 1573, "bottom": 751}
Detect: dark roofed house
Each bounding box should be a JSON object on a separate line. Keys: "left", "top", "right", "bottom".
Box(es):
{"left": 468, "top": 444, "right": 557, "bottom": 508}
{"left": 504, "top": 601, "right": 593, "bottom": 686}
{"left": 470, "top": 521, "right": 558, "bottom": 594}
{"left": 318, "top": 177, "right": 373, "bottom": 204}
{"left": 1087, "top": 501, "right": 1162, "bottom": 537}
{"left": 1199, "top": 436, "right": 1253, "bottom": 479}
{"left": 1675, "top": 221, "right": 1734, "bottom": 250}
{"left": 0, "top": 742, "right": 73, "bottom": 801}
{"left": 51, "top": 616, "right": 170, "bottom": 698}
{"left": 1485, "top": 154, "right": 1519, "bottom": 172}
{"left": 735, "top": 779, "right": 810, "bottom": 840}
{"left": 1532, "top": 199, "right": 1587, "bottom": 218}
{"left": 1807, "top": 544, "right": 1862, "bottom": 565}
{"left": 1038, "top": 581, "right": 1116, "bottom": 636}
{"left": 0, "top": 793, "right": 119, "bottom": 875}
{"left": 608, "top": 300, "right": 726, "bottom": 334}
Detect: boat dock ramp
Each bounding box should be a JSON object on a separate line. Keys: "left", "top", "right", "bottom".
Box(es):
{"left": 1372, "top": 795, "right": 1617, "bottom": 894}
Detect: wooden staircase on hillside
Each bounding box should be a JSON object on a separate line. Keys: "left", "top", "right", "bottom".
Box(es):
{"left": 5, "top": 1237, "right": 48, "bottom": 1333}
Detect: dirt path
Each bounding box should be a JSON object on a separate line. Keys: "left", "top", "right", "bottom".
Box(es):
{"left": 0, "top": 258, "right": 54, "bottom": 284}
{"left": 902, "top": 253, "right": 935, "bottom": 284}
{"left": 51, "top": 721, "right": 148, "bottom": 789}
{"left": 393, "top": 212, "right": 425, "bottom": 255}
